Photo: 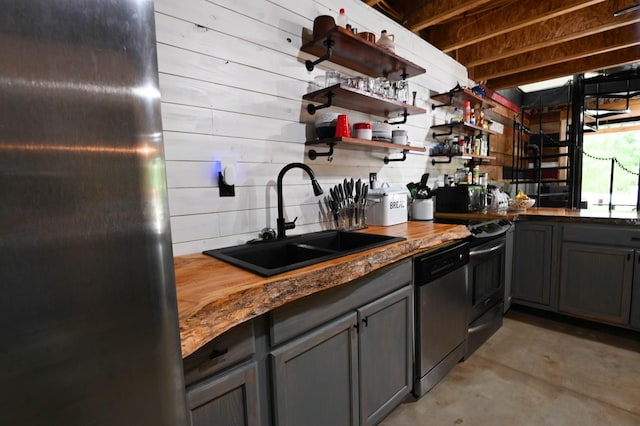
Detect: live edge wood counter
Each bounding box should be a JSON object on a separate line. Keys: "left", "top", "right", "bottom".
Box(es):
{"left": 436, "top": 207, "right": 640, "bottom": 226}
{"left": 175, "top": 222, "right": 470, "bottom": 358}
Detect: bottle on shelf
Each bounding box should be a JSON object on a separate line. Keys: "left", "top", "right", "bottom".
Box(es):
{"left": 336, "top": 8, "right": 348, "bottom": 28}
{"left": 470, "top": 108, "right": 476, "bottom": 126}
{"left": 464, "top": 100, "right": 471, "bottom": 123}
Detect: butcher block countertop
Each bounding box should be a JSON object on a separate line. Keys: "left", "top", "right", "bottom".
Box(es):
{"left": 436, "top": 207, "right": 640, "bottom": 226}
{"left": 175, "top": 222, "right": 471, "bottom": 358}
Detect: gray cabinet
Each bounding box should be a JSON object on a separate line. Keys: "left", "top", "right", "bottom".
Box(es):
{"left": 269, "top": 260, "right": 413, "bottom": 426}
{"left": 183, "top": 320, "right": 262, "bottom": 426}
{"left": 271, "top": 313, "right": 359, "bottom": 426}
{"left": 358, "top": 286, "right": 413, "bottom": 426}
{"left": 186, "top": 362, "right": 260, "bottom": 426}
{"left": 559, "top": 242, "right": 634, "bottom": 326}
{"left": 559, "top": 223, "right": 640, "bottom": 327}
{"left": 631, "top": 250, "right": 640, "bottom": 329}
{"left": 511, "top": 221, "right": 557, "bottom": 310}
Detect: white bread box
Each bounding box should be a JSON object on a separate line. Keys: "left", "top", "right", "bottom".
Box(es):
{"left": 365, "top": 187, "right": 408, "bottom": 226}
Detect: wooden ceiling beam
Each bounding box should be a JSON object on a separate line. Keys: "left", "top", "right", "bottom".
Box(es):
{"left": 426, "top": 0, "right": 605, "bottom": 52}
{"left": 405, "top": 0, "right": 495, "bottom": 31}
{"left": 485, "top": 45, "right": 640, "bottom": 90}
{"left": 458, "top": 0, "right": 640, "bottom": 67}
{"left": 470, "top": 26, "right": 640, "bottom": 82}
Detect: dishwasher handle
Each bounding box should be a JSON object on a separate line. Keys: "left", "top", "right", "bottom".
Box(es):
{"left": 469, "top": 240, "right": 505, "bottom": 258}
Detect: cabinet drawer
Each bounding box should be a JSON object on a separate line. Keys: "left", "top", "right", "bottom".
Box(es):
{"left": 186, "top": 361, "right": 260, "bottom": 426}
{"left": 270, "top": 259, "right": 411, "bottom": 346}
{"left": 563, "top": 223, "right": 640, "bottom": 246}
{"left": 183, "top": 320, "right": 255, "bottom": 386}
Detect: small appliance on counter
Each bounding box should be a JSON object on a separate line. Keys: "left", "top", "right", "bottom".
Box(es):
{"left": 365, "top": 186, "right": 408, "bottom": 226}
{"left": 435, "top": 185, "right": 486, "bottom": 213}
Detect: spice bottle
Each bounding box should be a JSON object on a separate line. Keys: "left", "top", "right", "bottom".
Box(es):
{"left": 337, "top": 8, "right": 348, "bottom": 28}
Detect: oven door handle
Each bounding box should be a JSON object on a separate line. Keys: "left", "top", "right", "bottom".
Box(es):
{"left": 469, "top": 240, "right": 505, "bottom": 258}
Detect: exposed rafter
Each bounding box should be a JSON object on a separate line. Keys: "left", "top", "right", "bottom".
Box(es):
{"left": 425, "top": 0, "right": 604, "bottom": 53}
{"left": 470, "top": 25, "right": 640, "bottom": 83}
{"left": 457, "top": 0, "right": 640, "bottom": 68}
{"left": 405, "top": 0, "right": 495, "bottom": 31}
{"left": 361, "top": 0, "right": 640, "bottom": 91}
{"left": 487, "top": 45, "right": 640, "bottom": 90}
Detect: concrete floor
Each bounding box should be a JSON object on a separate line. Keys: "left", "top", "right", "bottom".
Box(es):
{"left": 381, "top": 307, "right": 640, "bottom": 426}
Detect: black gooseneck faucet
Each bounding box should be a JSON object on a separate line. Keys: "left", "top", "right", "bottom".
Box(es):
{"left": 277, "top": 162, "right": 323, "bottom": 239}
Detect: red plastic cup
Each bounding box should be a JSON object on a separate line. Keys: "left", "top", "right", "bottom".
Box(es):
{"left": 335, "top": 114, "right": 350, "bottom": 137}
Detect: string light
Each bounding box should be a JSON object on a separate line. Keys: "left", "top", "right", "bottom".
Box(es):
{"left": 578, "top": 146, "right": 639, "bottom": 177}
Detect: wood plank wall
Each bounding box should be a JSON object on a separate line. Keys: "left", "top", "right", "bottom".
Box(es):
{"left": 154, "top": 0, "right": 469, "bottom": 256}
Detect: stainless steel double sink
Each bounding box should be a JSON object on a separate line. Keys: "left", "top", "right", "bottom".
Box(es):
{"left": 203, "top": 230, "right": 405, "bottom": 277}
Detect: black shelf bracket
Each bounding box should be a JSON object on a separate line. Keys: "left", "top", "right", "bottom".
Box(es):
{"left": 431, "top": 156, "right": 453, "bottom": 165}
{"left": 432, "top": 126, "right": 454, "bottom": 138}
{"left": 387, "top": 110, "right": 409, "bottom": 125}
{"left": 304, "top": 40, "right": 335, "bottom": 72}
{"left": 431, "top": 93, "right": 454, "bottom": 110}
{"left": 307, "top": 92, "right": 334, "bottom": 115}
{"left": 465, "top": 158, "right": 485, "bottom": 167}
{"left": 384, "top": 150, "right": 407, "bottom": 164}
{"left": 308, "top": 142, "right": 334, "bottom": 161}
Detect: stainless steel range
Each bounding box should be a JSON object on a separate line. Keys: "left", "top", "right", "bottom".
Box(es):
{"left": 466, "top": 219, "right": 513, "bottom": 357}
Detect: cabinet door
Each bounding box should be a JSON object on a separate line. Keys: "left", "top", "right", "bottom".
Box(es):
{"left": 512, "top": 222, "right": 555, "bottom": 308}
{"left": 270, "top": 313, "right": 359, "bottom": 426}
{"left": 186, "top": 362, "right": 260, "bottom": 426}
{"left": 559, "top": 243, "right": 633, "bottom": 325}
{"left": 631, "top": 250, "right": 640, "bottom": 329}
{"left": 358, "top": 286, "right": 413, "bottom": 426}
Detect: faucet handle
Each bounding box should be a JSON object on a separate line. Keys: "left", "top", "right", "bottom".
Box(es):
{"left": 284, "top": 217, "right": 298, "bottom": 230}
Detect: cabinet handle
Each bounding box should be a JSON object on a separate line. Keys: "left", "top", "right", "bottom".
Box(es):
{"left": 362, "top": 317, "right": 368, "bottom": 327}
{"left": 208, "top": 348, "right": 228, "bottom": 360}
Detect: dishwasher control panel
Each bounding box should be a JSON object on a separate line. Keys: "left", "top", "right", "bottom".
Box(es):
{"left": 414, "top": 241, "right": 469, "bottom": 285}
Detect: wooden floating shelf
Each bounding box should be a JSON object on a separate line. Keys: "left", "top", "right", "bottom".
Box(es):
{"left": 303, "top": 84, "right": 426, "bottom": 119}
{"left": 431, "top": 122, "right": 498, "bottom": 138}
{"left": 430, "top": 153, "right": 496, "bottom": 165}
{"left": 431, "top": 87, "right": 497, "bottom": 110}
{"left": 301, "top": 26, "right": 426, "bottom": 81}
{"left": 306, "top": 136, "right": 426, "bottom": 152}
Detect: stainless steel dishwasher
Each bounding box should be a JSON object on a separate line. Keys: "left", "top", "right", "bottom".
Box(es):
{"left": 413, "top": 241, "right": 469, "bottom": 397}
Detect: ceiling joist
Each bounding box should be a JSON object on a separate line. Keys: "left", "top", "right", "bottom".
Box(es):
{"left": 486, "top": 45, "right": 640, "bottom": 90}
{"left": 362, "top": 0, "right": 640, "bottom": 91}
{"left": 425, "top": 0, "right": 605, "bottom": 53}
{"left": 457, "top": 0, "right": 640, "bottom": 68}
{"left": 470, "top": 25, "right": 640, "bottom": 82}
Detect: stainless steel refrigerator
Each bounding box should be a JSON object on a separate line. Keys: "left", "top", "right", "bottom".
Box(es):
{"left": 0, "top": 0, "right": 188, "bottom": 424}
